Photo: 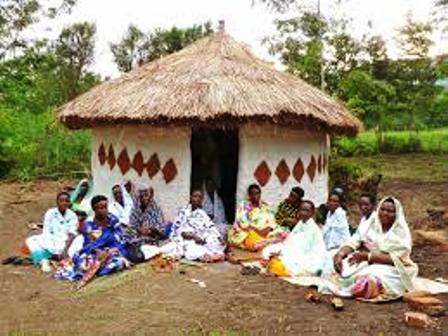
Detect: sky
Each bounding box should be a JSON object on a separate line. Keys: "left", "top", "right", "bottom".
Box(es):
{"left": 30, "top": 0, "right": 446, "bottom": 77}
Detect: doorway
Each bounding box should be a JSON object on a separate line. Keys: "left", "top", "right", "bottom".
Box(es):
{"left": 191, "top": 128, "right": 239, "bottom": 222}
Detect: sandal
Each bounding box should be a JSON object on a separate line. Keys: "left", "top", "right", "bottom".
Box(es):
{"left": 330, "top": 297, "right": 344, "bottom": 311}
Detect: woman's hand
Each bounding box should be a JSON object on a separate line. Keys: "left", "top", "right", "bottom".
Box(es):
{"left": 193, "top": 235, "right": 205, "bottom": 245}
{"left": 252, "top": 227, "right": 272, "bottom": 237}
{"left": 181, "top": 232, "right": 194, "bottom": 240}
{"left": 348, "top": 252, "right": 368, "bottom": 266}
{"left": 333, "top": 254, "right": 344, "bottom": 274}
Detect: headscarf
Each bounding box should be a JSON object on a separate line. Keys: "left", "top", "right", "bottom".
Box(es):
{"left": 348, "top": 196, "right": 417, "bottom": 291}
{"left": 70, "top": 178, "right": 93, "bottom": 216}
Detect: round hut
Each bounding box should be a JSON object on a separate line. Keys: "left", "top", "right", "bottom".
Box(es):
{"left": 57, "top": 27, "right": 361, "bottom": 221}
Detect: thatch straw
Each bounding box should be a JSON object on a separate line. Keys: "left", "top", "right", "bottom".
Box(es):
{"left": 57, "top": 31, "right": 362, "bottom": 135}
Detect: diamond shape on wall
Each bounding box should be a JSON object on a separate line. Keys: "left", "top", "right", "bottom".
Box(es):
{"left": 292, "top": 158, "right": 305, "bottom": 183}
{"left": 307, "top": 155, "right": 317, "bottom": 182}
{"left": 98, "top": 143, "right": 106, "bottom": 165}
{"left": 254, "top": 161, "right": 271, "bottom": 187}
{"left": 132, "top": 151, "right": 145, "bottom": 176}
{"left": 146, "top": 153, "right": 161, "bottom": 179}
{"left": 107, "top": 145, "right": 116, "bottom": 170}
{"left": 162, "top": 159, "right": 177, "bottom": 184}
{"left": 117, "top": 148, "right": 131, "bottom": 175}
{"left": 318, "top": 154, "right": 323, "bottom": 174}
{"left": 275, "top": 159, "right": 290, "bottom": 185}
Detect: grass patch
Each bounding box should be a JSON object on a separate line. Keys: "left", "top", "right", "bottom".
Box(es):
{"left": 75, "top": 263, "right": 153, "bottom": 298}
{"left": 339, "top": 154, "right": 448, "bottom": 182}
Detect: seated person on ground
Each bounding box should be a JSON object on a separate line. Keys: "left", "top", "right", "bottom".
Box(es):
{"left": 108, "top": 184, "right": 133, "bottom": 225}
{"left": 202, "top": 179, "right": 228, "bottom": 238}
{"left": 70, "top": 178, "right": 93, "bottom": 216}
{"left": 25, "top": 192, "right": 78, "bottom": 272}
{"left": 322, "top": 189, "right": 350, "bottom": 253}
{"left": 159, "top": 189, "right": 225, "bottom": 263}
{"left": 263, "top": 200, "right": 327, "bottom": 277}
{"left": 228, "top": 184, "right": 287, "bottom": 252}
{"left": 275, "top": 186, "right": 304, "bottom": 231}
{"left": 356, "top": 192, "right": 376, "bottom": 230}
{"left": 327, "top": 197, "right": 418, "bottom": 301}
{"left": 55, "top": 195, "right": 132, "bottom": 282}
{"left": 128, "top": 187, "right": 167, "bottom": 247}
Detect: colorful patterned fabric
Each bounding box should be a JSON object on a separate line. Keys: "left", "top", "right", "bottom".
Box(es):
{"left": 352, "top": 275, "right": 384, "bottom": 299}
{"left": 228, "top": 200, "right": 286, "bottom": 250}
{"left": 128, "top": 198, "right": 166, "bottom": 246}
{"left": 275, "top": 200, "right": 299, "bottom": 229}
{"left": 55, "top": 214, "right": 129, "bottom": 281}
{"left": 70, "top": 178, "right": 93, "bottom": 216}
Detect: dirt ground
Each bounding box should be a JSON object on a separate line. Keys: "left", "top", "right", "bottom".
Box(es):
{"left": 1, "top": 178, "right": 448, "bottom": 335}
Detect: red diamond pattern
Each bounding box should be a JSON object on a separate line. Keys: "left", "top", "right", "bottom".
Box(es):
{"left": 307, "top": 155, "right": 317, "bottom": 182}
{"left": 117, "top": 148, "right": 131, "bottom": 175}
{"left": 254, "top": 161, "right": 271, "bottom": 187}
{"left": 162, "top": 159, "right": 177, "bottom": 183}
{"left": 107, "top": 145, "right": 116, "bottom": 170}
{"left": 98, "top": 143, "right": 107, "bottom": 165}
{"left": 146, "top": 153, "right": 161, "bottom": 179}
{"left": 292, "top": 158, "right": 305, "bottom": 183}
{"left": 275, "top": 159, "right": 290, "bottom": 185}
{"left": 132, "top": 151, "right": 145, "bottom": 176}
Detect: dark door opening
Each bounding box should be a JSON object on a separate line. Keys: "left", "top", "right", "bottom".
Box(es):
{"left": 191, "top": 128, "right": 239, "bottom": 223}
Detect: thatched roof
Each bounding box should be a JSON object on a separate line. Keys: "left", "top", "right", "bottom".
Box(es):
{"left": 57, "top": 30, "right": 361, "bottom": 135}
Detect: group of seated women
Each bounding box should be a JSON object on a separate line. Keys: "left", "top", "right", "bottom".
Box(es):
{"left": 15, "top": 178, "right": 419, "bottom": 301}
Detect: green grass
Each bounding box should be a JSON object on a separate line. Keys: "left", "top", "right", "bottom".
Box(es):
{"left": 335, "top": 128, "right": 448, "bottom": 155}
{"left": 338, "top": 153, "right": 448, "bottom": 182}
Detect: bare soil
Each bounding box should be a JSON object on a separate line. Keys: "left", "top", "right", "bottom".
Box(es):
{"left": 1, "top": 179, "right": 448, "bottom": 336}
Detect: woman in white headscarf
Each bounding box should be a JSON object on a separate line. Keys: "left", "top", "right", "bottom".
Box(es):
{"left": 323, "top": 197, "right": 418, "bottom": 302}
{"left": 108, "top": 184, "right": 134, "bottom": 225}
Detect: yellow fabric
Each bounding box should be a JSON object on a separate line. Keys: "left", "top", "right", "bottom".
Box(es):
{"left": 268, "top": 257, "right": 290, "bottom": 277}
{"left": 243, "top": 230, "right": 265, "bottom": 251}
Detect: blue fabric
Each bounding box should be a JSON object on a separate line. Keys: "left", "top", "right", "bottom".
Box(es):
{"left": 31, "top": 249, "right": 52, "bottom": 264}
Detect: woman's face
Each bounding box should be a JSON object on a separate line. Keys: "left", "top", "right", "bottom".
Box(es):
{"left": 57, "top": 194, "right": 70, "bottom": 212}
{"left": 287, "top": 191, "right": 301, "bottom": 207}
{"left": 359, "top": 196, "right": 374, "bottom": 217}
{"left": 79, "top": 181, "right": 89, "bottom": 196}
{"left": 190, "top": 190, "right": 203, "bottom": 207}
{"left": 112, "top": 186, "right": 123, "bottom": 204}
{"left": 327, "top": 194, "right": 340, "bottom": 212}
{"left": 94, "top": 200, "right": 108, "bottom": 220}
{"left": 248, "top": 188, "right": 261, "bottom": 205}
{"left": 140, "top": 189, "right": 153, "bottom": 207}
{"left": 379, "top": 200, "right": 396, "bottom": 227}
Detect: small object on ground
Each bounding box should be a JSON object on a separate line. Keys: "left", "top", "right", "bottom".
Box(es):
{"left": 190, "top": 278, "right": 207, "bottom": 288}
{"left": 435, "top": 277, "right": 448, "bottom": 284}
{"left": 330, "top": 297, "right": 344, "bottom": 311}
{"left": 2, "top": 256, "right": 19, "bottom": 265}
{"left": 406, "top": 296, "right": 445, "bottom": 317}
{"left": 305, "top": 287, "right": 321, "bottom": 303}
{"left": 151, "top": 255, "right": 176, "bottom": 273}
{"left": 404, "top": 311, "right": 438, "bottom": 329}
{"left": 27, "top": 222, "right": 43, "bottom": 230}
{"left": 240, "top": 265, "right": 261, "bottom": 276}
{"left": 13, "top": 256, "right": 33, "bottom": 266}
{"left": 40, "top": 259, "right": 52, "bottom": 273}
{"left": 403, "top": 290, "right": 434, "bottom": 301}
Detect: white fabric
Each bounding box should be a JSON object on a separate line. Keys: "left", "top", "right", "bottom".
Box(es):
{"left": 27, "top": 208, "right": 78, "bottom": 255}
{"left": 108, "top": 185, "right": 133, "bottom": 225}
{"left": 262, "top": 218, "right": 327, "bottom": 276}
{"left": 322, "top": 207, "right": 350, "bottom": 251}
{"left": 67, "top": 234, "right": 84, "bottom": 258}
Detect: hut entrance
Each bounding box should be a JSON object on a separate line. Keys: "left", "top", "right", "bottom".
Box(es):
{"left": 191, "top": 128, "right": 239, "bottom": 223}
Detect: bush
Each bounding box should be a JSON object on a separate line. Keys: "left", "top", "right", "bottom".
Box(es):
{"left": 0, "top": 109, "right": 91, "bottom": 180}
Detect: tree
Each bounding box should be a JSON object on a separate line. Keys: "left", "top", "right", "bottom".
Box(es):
{"left": 267, "top": 12, "right": 327, "bottom": 87}
{"left": 397, "top": 17, "right": 433, "bottom": 58}
{"left": 54, "top": 22, "right": 97, "bottom": 100}
{"left": 362, "top": 35, "right": 389, "bottom": 80}
{"left": 110, "top": 22, "right": 213, "bottom": 72}
{"left": 0, "top": 0, "right": 77, "bottom": 58}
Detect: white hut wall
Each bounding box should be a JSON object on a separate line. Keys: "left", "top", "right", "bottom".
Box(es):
{"left": 237, "top": 124, "right": 329, "bottom": 207}
{"left": 91, "top": 125, "right": 191, "bottom": 220}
